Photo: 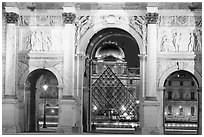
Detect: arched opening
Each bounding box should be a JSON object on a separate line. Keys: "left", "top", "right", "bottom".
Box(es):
{"left": 25, "top": 69, "right": 59, "bottom": 132}
{"left": 163, "top": 70, "right": 199, "bottom": 135}
{"left": 83, "top": 28, "right": 140, "bottom": 133}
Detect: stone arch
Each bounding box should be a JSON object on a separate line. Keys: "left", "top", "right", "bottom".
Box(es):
{"left": 19, "top": 67, "right": 63, "bottom": 87}
{"left": 76, "top": 22, "right": 144, "bottom": 56}
{"left": 158, "top": 66, "right": 202, "bottom": 88}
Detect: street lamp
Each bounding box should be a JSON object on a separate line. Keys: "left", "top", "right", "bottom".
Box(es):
{"left": 42, "top": 83, "right": 48, "bottom": 128}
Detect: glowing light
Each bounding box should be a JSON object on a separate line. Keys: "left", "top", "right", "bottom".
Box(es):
{"left": 123, "top": 112, "right": 128, "bottom": 117}
{"left": 164, "top": 112, "right": 167, "bottom": 115}
{"left": 176, "top": 112, "right": 179, "bottom": 116}
{"left": 126, "top": 115, "right": 131, "bottom": 120}
{"left": 179, "top": 106, "right": 182, "bottom": 109}
{"left": 121, "top": 105, "right": 126, "bottom": 111}
{"left": 136, "top": 100, "right": 140, "bottom": 104}
{"left": 51, "top": 109, "right": 55, "bottom": 114}
{"left": 93, "top": 106, "right": 97, "bottom": 110}
{"left": 43, "top": 84, "right": 48, "bottom": 91}
{"left": 188, "top": 113, "right": 191, "bottom": 115}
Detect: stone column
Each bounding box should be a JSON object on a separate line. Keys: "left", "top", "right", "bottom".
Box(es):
{"left": 198, "top": 87, "right": 202, "bottom": 135}
{"left": 138, "top": 54, "right": 147, "bottom": 130}
{"left": 4, "top": 7, "right": 19, "bottom": 98}
{"left": 57, "top": 6, "right": 78, "bottom": 134}
{"left": 2, "top": 7, "right": 21, "bottom": 134}
{"left": 145, "top": 7, "right": 158, "bottom": 99}
{"left": 62, "top": 7, "right": 76, "bottom": 98}
{"left": 74, "top": 53, "right": 86, "bottom": 132}
{"left": 142, "top": 6, "right": 162, "bottom": 134}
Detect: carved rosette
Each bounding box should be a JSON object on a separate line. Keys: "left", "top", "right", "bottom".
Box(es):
{"left": 4, "top": 12, "right": 19, "bottom": 24}
{"left": 62, "top": 12, "right": 76, "bottom": 24}
{"left": 146, "top": 12, "right": 159, "bottom": 24}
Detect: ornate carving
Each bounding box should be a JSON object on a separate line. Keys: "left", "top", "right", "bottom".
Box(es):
{"left": 18, "top": 15, "right": 62, "bottom": 26}
{"left": 158, "top": 16, "right": 202, "bottom": 27}
{"left": 4, "top": 12, "right": 19, "bottom": 24}
{"left": 146, "top": 12, "right": 159, "bottom": 24}
{"left": 75, "top": 16, "right": 93, "bottom": 52}
{"left": 24, "top": 30, "right": 52, "bottom": 52}
{"left": 62, "top": 12, "right": 76, "bottom": 24}
{"left": 129, "top": 16, "right": 145, "bottom": 37}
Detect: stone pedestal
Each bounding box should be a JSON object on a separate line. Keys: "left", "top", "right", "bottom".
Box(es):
{"left": 57, "top": 100, "right": 82, "bottom": 134}
{"left": 142, "top": 101, "right": 163, "bottom": 134}
{"left": 2, "top": 99, "right": 21, "bottom": 134}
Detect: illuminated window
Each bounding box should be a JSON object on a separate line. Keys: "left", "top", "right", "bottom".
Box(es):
{"left": 191, "top": 106, "right": 195, "bottom": 116}
{"left": 168, "top": 81, "right": 172, "bottom": 86}
{"left": 179, "top": 107, "right": 183, "bottom": 115}
{"left": 167, "top": 106, "right": 172, "bottom": 115}
{"left": 130, "top": 79, "right": 133, "bottom": 84}
{"left": 168, "top": 92, "right": 172, "bottom": 100}
{"left": 179, "top": 91, "right": 183, "bottom": 100}
{"left": 191, "top": 92, "right": 195, "bottom": 100}
{"left": 191, "top": 81, "right": 195, "bottom": 86}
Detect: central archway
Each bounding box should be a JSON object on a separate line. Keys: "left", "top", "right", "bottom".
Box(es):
{"left": 82, "top": 28, "right": 141, "bottom": 133}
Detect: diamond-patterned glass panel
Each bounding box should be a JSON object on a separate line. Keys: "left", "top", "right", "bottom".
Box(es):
{"left": 91, "top": 67, "right": 139, "bottom": 125}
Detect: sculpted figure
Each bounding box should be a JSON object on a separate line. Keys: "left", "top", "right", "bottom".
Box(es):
{"left": 172, "top": 32, "right": 181, "bottom": 52}
{"left": 187, "top": 33, "right": 195, "bottom": 52}
{"left": 194, "top": 30, "right": 202, "bottom": 52}
{"left": 160, "top": 34, "right": 168, "bottom": 52}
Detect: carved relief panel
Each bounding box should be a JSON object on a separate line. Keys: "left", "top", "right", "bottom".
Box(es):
{"left": 19, "top": 27, "right": 63, "bottom": 52}
{"left": 158, "top": 27, "right": 202, "bottom": 53}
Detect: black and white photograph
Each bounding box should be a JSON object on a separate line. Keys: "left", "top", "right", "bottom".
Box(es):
{"left": 1, "top": 1, "right": 202, "bottom": 135}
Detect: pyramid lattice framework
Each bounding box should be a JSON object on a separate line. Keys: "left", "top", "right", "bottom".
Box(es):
{"left": 91, "top": 67, "right": 139, "bottom": 121}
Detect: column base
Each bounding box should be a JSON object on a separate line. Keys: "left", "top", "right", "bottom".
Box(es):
{"left": 56, "top": 125, "right": 82, "bottom": 134}
{"left": 142, "top": 127, "right": 162, "bottom": 135}
{"left": 2, "top": 124, "right": 21, "bottom": 134}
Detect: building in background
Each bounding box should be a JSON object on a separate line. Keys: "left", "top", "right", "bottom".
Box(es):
{"left": 2, "top": 2, "right": 202, "bottom": 135}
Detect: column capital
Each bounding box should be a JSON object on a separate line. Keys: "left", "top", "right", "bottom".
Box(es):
{"left": 62, "top": 6, "right": 76, "bottom": 24}
{"left": 4, "top": 12, "right": 19, "bottom": 24}
{"left": 146, "top": 12, "right": 159, "bottom": 24}
{"left": 62, "top": 12, "right": 76, "bottom": 24}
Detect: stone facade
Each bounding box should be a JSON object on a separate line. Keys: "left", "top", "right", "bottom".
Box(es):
{"left": 2, "top": 2, "right": 202, "bottom": 134}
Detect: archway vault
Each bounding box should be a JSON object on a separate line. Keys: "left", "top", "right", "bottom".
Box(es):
{"left": 19, "top": 67, "right": 63, "bottom": 87}
{"left": 158, "top": 67, "right": 202, "bottom": 88}
{"left": 76, "top": 22, "right": 144, "bottom": 56}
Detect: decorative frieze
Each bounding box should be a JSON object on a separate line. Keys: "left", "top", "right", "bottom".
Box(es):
{"left": 4, "top": 12, "right": 19, "bottom": 24}
{"left": 18, "top": 15, "right": 62, "bottom": 26}
{"left": 62, "top": 12, "right": 76, "bottom": 24}
{"left": 158, "top": 16, "right": 202, "bottom": 27}
{"left": 146, "top": 12, "right": 159, "bottom": 24}
{"left": 158, "top": 27, "right": 202, "bottom": 52}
